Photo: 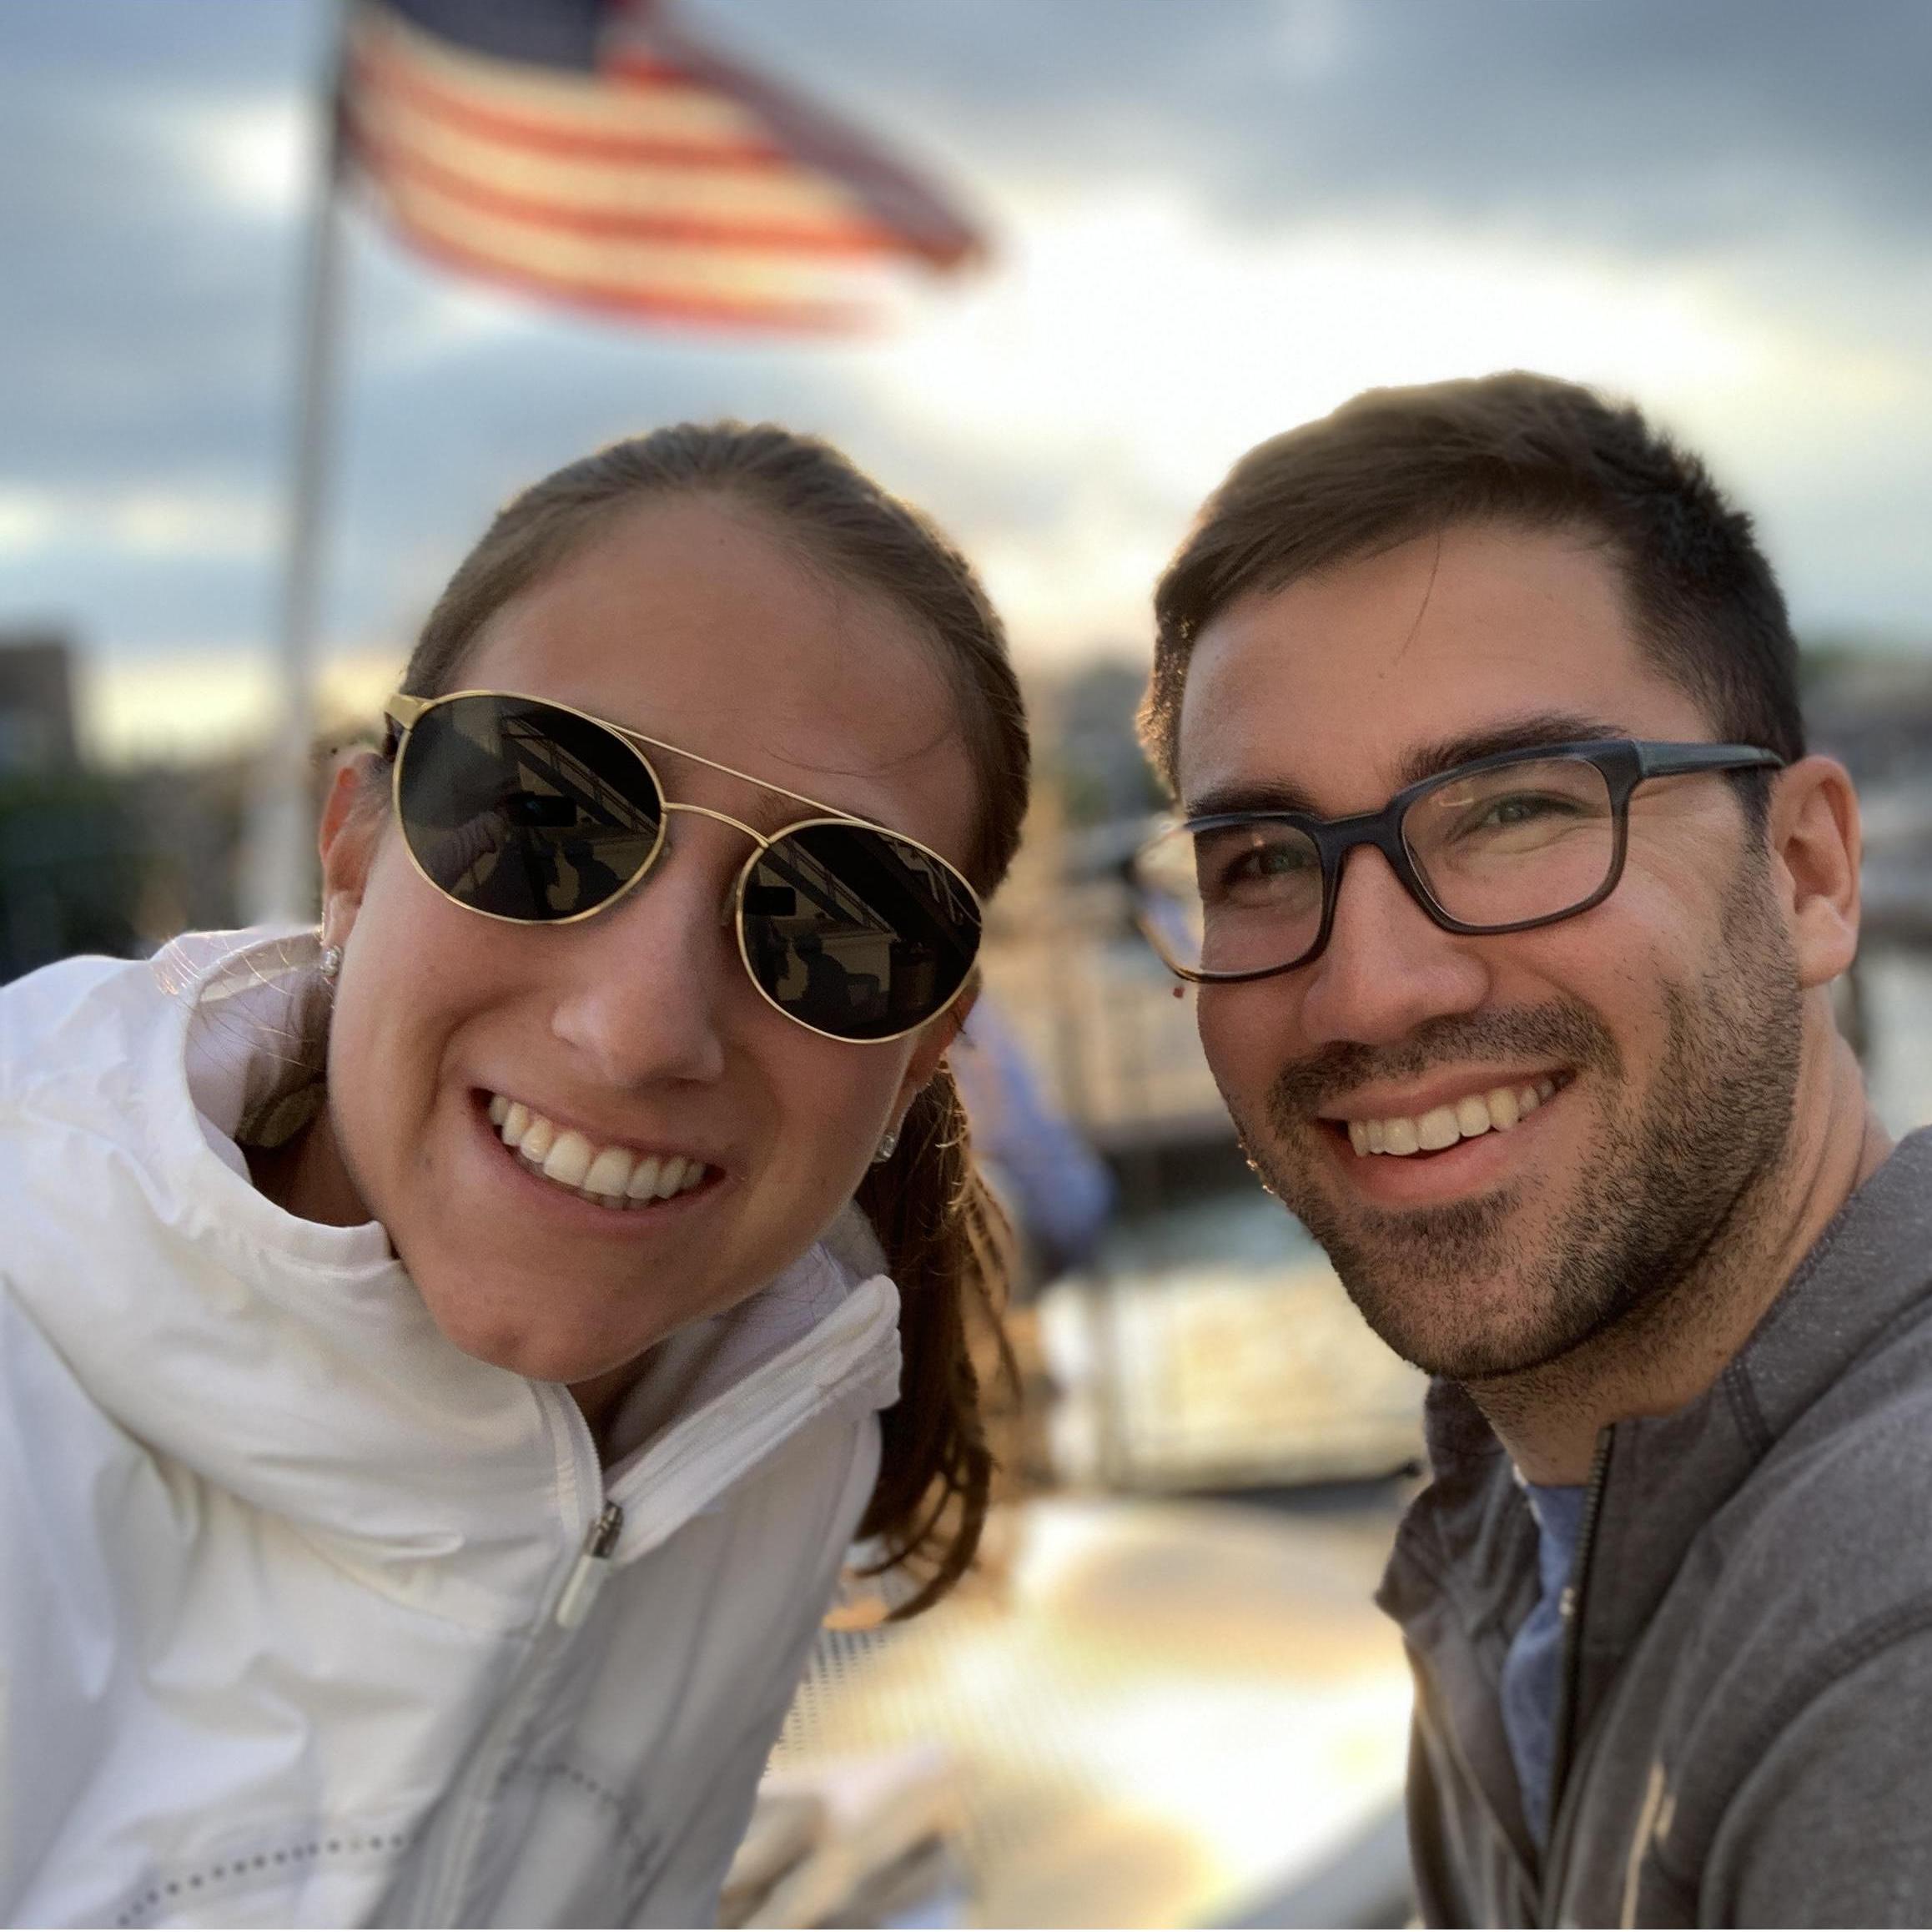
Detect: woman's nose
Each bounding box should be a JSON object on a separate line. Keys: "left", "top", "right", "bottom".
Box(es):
{"left": 545, "top": 833, "right": 737, "bottom": 1088}
{"left": 1295, "top": 843, "right": 1490, "bottom": 1048}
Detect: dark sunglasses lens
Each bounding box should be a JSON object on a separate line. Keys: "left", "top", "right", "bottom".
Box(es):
{"left": 395, "top": 695, "right": 662, "bottom": 921}
{"left": 742, "top": 823, "right": 980, "bottom": 1041}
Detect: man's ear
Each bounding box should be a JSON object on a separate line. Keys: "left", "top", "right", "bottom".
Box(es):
{"left": 890, "top": 979, "right": 979, "bottom": 1123}
{"left": 318, "top": 751, "right": 386, "bottom": 950}
{"left": 1768, "top": 755, "right": 1861, "bottom": 990}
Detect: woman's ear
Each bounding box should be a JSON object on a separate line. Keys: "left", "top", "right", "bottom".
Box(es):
{"left": 1768, "top": 754, "right": 1862, "bottom": 991}
{"left": 890, "top": 982, "right": 979, "bottom": 1122}
{"left": 318, "top": 751, "right": 387, "bottom": 949}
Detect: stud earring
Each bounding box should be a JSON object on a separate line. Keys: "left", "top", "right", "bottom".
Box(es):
{"left": 319, "top": 943, "right": 343, "bottom": 983}
{"left": 872, "top": 1127, "right": 898, "bottom": 1165}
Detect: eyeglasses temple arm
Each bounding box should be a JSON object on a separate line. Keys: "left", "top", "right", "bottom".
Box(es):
{"left": 1634, "top": 742, "right": 1784, "bottom": 779}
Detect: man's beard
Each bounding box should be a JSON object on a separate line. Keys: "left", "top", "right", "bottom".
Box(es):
{"left": 1231, "top": 863, "right": 1804, "bottom": 1381}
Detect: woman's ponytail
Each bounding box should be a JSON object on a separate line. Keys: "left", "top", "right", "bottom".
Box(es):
{"left": 854, "top": 1056, "right": 1016, "bottom": 1618}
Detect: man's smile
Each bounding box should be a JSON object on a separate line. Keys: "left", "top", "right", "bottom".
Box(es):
{"left": 1324, "top": 1071, "right": 1567, "bottom": 1157}
{"left": 1141, "top": 368, "right": 1899, "bottom": 1928}
{"left": 1287, "top": 1066, "right": 1581, "bottom": 1213}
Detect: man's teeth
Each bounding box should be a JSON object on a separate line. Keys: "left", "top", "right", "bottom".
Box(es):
{"left": 1346, "top": 1079, "right": 1557, "bottom": 1158}
{"left": 486, "top": 1094, "right": 709, "bottom": 1207}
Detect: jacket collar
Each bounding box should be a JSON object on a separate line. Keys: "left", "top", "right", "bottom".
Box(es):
{"left": 12, "top": 927, "right": 901, "bottom": 1627}
{"left": 1381, "top": 1124, "right": 1932, "bottom": 1758}
{"left": 1581, "top": 1127, "right": 1932, "bottom": 1653}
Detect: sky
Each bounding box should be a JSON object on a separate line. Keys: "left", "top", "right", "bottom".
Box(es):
{"left": 5, "top": 0, "right": 1932, "bottom": 763}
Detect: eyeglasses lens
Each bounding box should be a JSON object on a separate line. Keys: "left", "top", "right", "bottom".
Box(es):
{"left": 1136, "top": 818, "right": 1324, "bottom": 978}
{"left": 1137, "top": 753, "right": 1622, "bottom": 977}
{"left": 742, "top": 822, "right": 982, "bottom": 1041}
{"left": 397, "top": 695, "right": 662, "bottom": 920}
{"left": 1402, "top": 755, "right": 1615, "bottom": 928}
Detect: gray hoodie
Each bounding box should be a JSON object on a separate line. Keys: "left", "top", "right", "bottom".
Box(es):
{"left": 1376, "top": 1129, "right": 1932, "bottom": 1927}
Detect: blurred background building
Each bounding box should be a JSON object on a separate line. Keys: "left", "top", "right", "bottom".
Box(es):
{"left": 6, "top": 3, "right": 1932, "bottom": 1924}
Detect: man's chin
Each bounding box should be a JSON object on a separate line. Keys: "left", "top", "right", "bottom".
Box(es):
{"left": 1250, "top": 1148, "right": 1587, "bottom": 1378}
{"left": 1334, "top": 1261, "right": 1596, "bottom": 1381}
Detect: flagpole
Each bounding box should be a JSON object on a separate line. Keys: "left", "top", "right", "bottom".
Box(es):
{"left": 243, "top": 4, "right": 350, "bottom": 927}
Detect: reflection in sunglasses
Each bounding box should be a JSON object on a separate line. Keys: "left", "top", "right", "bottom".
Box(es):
{"left": 749, "top": 841, "right": 920, "bottom": 1032}
{"left": 390, "top": 690, "right": 983, "bottom": 1041}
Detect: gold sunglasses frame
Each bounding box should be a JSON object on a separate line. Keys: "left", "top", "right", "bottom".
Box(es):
{"left": 383, "top": 690, "right": 984, "bottom": 1047}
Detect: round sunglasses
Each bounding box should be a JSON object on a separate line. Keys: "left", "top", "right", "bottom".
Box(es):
{"left": 382, "top": 690, "right": 984, "bottom": 1044}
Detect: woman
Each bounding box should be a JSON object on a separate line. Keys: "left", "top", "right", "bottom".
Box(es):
{"left": 0, "top": 424, "right": 1029, "bottom": 1926}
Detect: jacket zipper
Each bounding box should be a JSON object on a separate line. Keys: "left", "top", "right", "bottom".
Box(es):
{"left": 395, "top": 1253, "right": 889, "bottom": 1921}
{"left": 556, "top": 1501, "right": 624, "bottom": 1628}
{"left": 413, "top": 1497, "right": 625, "bottom": 1924}
{"left": 1539, "top": 1426, "right": 1613, "bottom": 1928}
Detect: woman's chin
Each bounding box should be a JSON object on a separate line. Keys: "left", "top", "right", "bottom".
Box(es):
{"left": 416, "top": 1287, "right": 672, "bottom": 1390}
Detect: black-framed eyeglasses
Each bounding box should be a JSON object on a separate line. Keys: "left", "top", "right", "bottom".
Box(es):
{"left": 382, "top": 690, "right": 983, "bottom": 1044}
{"left": 1132, "top": 739, "right": 1785, "bottom": 984}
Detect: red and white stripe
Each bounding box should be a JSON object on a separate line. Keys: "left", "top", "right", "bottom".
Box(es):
{"left": 340, "top": 2, "right": 984, "bottom": 331}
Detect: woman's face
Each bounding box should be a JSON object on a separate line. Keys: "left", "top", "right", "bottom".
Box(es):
{"left": 311, "top": 496, "right": 982, "bottom": 1391}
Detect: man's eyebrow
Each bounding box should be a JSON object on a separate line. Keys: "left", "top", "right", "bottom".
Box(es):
{"left": 1185, "top": 776, "right": 1325, "bottom": 818}
{"left": 1183, "top": 712, "right": 1628, "bottom": 821}
{"left": 1396, "top": 712, "right": 1628, "bottom": 789}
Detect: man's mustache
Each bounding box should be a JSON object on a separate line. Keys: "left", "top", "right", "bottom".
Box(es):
{"left": 1265, "top": 1001, "right": 1622, "bottom": 1119}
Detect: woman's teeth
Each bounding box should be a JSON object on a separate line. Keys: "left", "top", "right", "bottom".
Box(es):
{"left": 487, "top": 1094, "right": 710, "bottom": 1208}
{"left": 1346, "top": 1078, "right": 1558, "bottom": 1158}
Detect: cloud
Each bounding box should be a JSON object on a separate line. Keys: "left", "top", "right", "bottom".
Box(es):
{"left": 0, "top": 485, "right": 276, "bottom": 563}
{"left": 3, "top": 0, "right": 1931, "bottom": 735}
{"left": 693, "top": 0, "right": 1932, "bottom": 259}
{"left": 868, "top": 191, "right": 1771, "bottom": 471}
{"left": 172, "top": 97, "right": 312, "bottom": 220}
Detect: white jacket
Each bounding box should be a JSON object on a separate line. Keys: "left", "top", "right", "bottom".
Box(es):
{"left": 0, "top": 929, "right": 901, "bottom": 1927}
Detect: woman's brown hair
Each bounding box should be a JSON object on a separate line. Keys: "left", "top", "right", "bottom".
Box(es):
{"left": 393, "top": 422, "right": 1030, "bottom": 1616}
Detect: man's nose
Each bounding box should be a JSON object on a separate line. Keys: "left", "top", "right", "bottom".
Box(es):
{"left": 546, "top": 833, "right": 737, "bottom": 1087}
{"left": 1295, "top": 843, "right": 1490, "bottom": 1047}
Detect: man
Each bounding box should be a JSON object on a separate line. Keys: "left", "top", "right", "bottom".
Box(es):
{"left": 1135, "top": 372, "right": 1931, "bottom": 1925}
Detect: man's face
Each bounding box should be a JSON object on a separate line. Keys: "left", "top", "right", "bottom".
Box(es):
{"left": 1175, "top": 523, "right": 1803, "bottom": 1381}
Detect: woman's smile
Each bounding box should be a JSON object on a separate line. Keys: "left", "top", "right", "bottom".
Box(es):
{"left": 314, "top": 492, "right": 982, "bottom": 1387}
{"left": 482, "top": 1089, "right": 721, "bottom": 1215}
{"left": 5, "top": 419, "right": 1029, "bottom": 1929}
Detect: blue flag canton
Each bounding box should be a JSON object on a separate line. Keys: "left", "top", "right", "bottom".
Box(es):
{"left": 377, "top": 0, "right": 611, "bottom": 72}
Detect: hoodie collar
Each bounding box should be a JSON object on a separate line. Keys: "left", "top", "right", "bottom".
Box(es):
{"left": 1383, "top": 1129, "right": 1932, "bottom": 1668}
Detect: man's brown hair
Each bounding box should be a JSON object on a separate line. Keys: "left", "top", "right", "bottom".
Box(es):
{"left": 1140, "top": 371, "right": 1805, "bottom": 798}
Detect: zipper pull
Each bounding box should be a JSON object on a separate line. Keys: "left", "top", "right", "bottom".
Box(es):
{"left": 555, "top": 1501, "right": 624, "bottom": 1629}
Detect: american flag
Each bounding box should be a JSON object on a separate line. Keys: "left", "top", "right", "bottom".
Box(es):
{"left": 339, "top": 0, "right": 986, "bottom": 332}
